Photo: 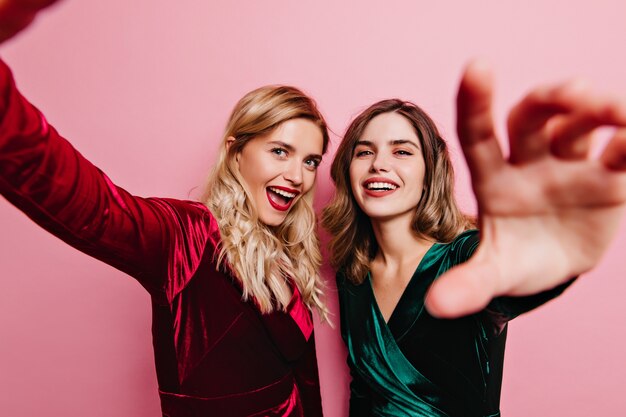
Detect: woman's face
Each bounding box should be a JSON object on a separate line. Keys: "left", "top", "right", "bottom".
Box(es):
{"left": 235, "top": 118, "right": 324, "bottom": 226}
{"left": 349, "top": 112, "right": 426, "bottom": 221}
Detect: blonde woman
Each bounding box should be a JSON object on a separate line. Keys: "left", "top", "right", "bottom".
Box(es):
{"left": 323, "top": 63, "right": 626, "bottom": 416}
{"left": 0, "top": 2, "right": 328, "bottom": 416}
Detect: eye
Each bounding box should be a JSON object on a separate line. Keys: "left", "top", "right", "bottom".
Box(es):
{"left": 271, "top": 147, "right": 288, "bottom": 158}
{"left": 395, "top": 149, "right": 413, "bottom": 156}
{"left": 304, "top": 158, "right": 321, "bottom": 170}
{"left": 354, "top": 149, "right": 373, "bottom": 158}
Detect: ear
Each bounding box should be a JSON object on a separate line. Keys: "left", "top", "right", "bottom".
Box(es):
{"left": 226, "top": 136, "right": 241, "bottom": 163}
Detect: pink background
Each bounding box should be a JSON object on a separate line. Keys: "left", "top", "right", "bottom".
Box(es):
{"left": 1, "top": 1, "right": 625, "bottom": 415}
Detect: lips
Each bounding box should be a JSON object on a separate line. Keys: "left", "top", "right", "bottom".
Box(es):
{"left": 266, "top": 185, "right": 300, "bottom": 211}
{"left": 362, "top": 177, "right": 399, "bottom": 197}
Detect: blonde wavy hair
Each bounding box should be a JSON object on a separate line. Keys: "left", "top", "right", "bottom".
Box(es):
{"left": 322, "top": 99, "right": 475, "bottom": 285}
{"left": 202, "top": 85, "right": 330, "bottom": 321}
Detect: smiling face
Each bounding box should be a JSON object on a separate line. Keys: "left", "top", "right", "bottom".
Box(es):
{"left": 349, "top": 112, "right": 426, "bottom": 222}
{"left": 235, "top": 117, "right": 324, "bottom": 226}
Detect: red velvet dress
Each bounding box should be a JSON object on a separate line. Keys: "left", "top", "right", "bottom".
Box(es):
{"left": 0, "top": 59, "right": 323, "bottom": 417}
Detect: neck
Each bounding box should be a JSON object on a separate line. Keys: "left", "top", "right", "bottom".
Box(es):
{"left": 370, "top": 213, "right": 433, "bottom": 268}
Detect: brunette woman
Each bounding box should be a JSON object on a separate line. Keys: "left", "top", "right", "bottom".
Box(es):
{"left": 0, "top": 2, "right": 328, "bottom": 416}
{"left": 323, "top": 63, "right": 626, "bottom": 416}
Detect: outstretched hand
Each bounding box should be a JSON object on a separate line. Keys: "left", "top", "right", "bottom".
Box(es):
{"left": 425, "top": 60, "right": 626, "bottom": 318}
{"left": 0, "top": 0, "right": 58, "bottom": 43}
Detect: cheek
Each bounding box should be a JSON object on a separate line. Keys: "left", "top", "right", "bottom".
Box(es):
{"left": 302, "top": 169, "right": 318, "bottom": 191}
{"left": 237, "top": 153, "right": 268, "bottom": 191}
{"left": 402, "top": 161, "right": 426, "bottom": 187}
{"left": 237, "top": 160, "right": 254, "bottom": 188}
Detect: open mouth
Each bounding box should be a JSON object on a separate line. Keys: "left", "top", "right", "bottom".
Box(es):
{"left": 266, "top": 186, "right": 299, "bottom": 211}
{"left": 363, "top": 179, "right": 399, "bottom": 197}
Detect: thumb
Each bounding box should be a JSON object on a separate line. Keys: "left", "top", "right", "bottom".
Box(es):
{"left": 425, "top": 259, "right": 501, "bottom": 319}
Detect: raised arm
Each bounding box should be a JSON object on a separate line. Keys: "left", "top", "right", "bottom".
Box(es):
{"left": 0, "top": 59, "right": 216, "bottom": 302}
{"left": 426, "top": 61, "right": 626, "bottom": 318}
{"left": 0, "top": 0, "right": 58, "bottom": 42}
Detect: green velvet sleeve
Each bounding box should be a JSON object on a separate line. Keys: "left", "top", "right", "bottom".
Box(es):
{"left": 486, "top": 278, "right": 576, "bottom": 325}
{"left": 348, "top": 366, "right": 372, "bottom": 417}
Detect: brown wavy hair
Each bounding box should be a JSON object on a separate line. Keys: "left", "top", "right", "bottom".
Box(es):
{"left": 202, "top": 85, "right": 330, "bottom": 321}
{"left": 322, "top": 99, "right": 474, "bottom": 284}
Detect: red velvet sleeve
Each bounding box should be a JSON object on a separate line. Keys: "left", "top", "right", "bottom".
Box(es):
{"left": 0, "top": 59, "right": 218, "bottom": 303}
{"left": 293, "top": 333, "right": 324, "bottom": 416}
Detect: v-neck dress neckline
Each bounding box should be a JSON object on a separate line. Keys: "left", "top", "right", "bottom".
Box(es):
{"left": 367, "top": 241, "right": 447, "bottom": 341}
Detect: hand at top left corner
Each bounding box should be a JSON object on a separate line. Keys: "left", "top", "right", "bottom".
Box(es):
{"left": 0, "top": 0, "right": 60, "bottom": 43}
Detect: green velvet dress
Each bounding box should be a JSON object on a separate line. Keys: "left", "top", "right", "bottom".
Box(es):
{"left": 336, "top": 230, "right": 572, "bottom": 417}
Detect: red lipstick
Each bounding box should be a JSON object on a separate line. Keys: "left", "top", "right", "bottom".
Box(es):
{"left": 362, "top": 177, "right": 399, "bottom": 198}
{"left": 266, "top": 186, "right": 300, "bottom": 211}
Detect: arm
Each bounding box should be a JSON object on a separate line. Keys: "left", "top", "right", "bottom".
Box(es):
{"left": 335, "top": 274, "right": 372, "bottom": 416}
{"left": 0, "top": 0, "right": 58, "bottom": 42}
{"left": 0, "top": 59, "right": 216, "bottom": 301}
{"left": 486, "top": 278, "right": 574, "bottom": 325}
{"left": 293, "top": 333, "right": 324, "bottom": 417}
{"left": 348, "top": 367, "right": 372, "bottom": 417}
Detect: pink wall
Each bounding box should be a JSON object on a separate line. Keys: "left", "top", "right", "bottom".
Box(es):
{"left": 1, "top": 1, "right": 625, "bottom": 415}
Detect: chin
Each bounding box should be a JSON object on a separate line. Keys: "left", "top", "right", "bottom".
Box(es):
{"left": 259, "top": 213, "right": 288, "bottom": 227}
{"left": 361, "top": 207, "right": 406, "bottom": 221}
{"left": 366, "top": 212, "right": 396, "bottom": 220}
{"left": 359, "top": 204, "right": 396, "bottom": 218}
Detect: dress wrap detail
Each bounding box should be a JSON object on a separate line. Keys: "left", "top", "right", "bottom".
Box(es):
{"left": 338, "top": 230, "right": 573, "bottom": 416}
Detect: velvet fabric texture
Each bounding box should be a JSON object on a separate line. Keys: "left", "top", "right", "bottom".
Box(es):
{"left": 0, "top": 59, "right": 322, "bottom": 417}
{"left": 337, "top": 230, "right": 572, "bottom": 417}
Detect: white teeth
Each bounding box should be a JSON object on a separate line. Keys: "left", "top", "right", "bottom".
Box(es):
{"left": 268, "top": 187, "right": 297, "bottom": 198}
{"left": 366, "top": 182, "right": 397, "bottom": 191}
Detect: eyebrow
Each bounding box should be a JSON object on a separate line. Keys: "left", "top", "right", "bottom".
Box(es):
{"left": 269, "top": 141, "right": 295, "bottom": 152}
{"left": 269, "top": 141, "right": 323, "bottom": 160}
{"left": 355, "top": 139, "right": 420, "bottom": 149}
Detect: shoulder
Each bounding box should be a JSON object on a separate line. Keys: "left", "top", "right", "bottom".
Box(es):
{"left": 154, "top": 197, "right": 212, "bottom": 216}
{"left": 447, "top": 229, "right": 479, "bottom": 261}
{"left": 450, "top": 228, "right": 479, "bottom": 247}
{"left": 146, "top": 197, "right": 212, "bottom": 219}
{"left": 335, "top": 271, "right": 350, "bottom": 291}
{"left": 427, "top": 229, "right": 480, "bottom": 268}
{"left": 335, "top": 271, "right": 365, "bottom": 298}
{"left": 146, "top": 198, "right": 221, "bottom": 246}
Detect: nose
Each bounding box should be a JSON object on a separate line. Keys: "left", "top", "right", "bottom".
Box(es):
{"left": 283, "top": 159, "right": 303, "bottom": 186}
{"left": 369, "top": 152, "right": 390, "bottom": 173}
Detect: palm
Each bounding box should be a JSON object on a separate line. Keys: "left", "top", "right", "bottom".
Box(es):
{"left": 426, "top": 61, "right": 626, "bottom": 318}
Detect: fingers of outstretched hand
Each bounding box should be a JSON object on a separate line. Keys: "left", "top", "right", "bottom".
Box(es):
{"left": 424, "top": 260, "right": 500, "bottom": 319}
{"left": 456, "top": 60, "right": 505, "bottom": 183}
{"left": 548, "top": 115, "right": 597, "bottom": 160}
{"left": 601, "top": 129, "right": 626, "bottom": 171}
{"left": 507, "top": 81, "right": 593, "bottom": 163}
{"left": 550, "top": 98, "right": 626, "bottom": 160}
{"left": 508, "top": 83, "right": 626, "bottom": 163}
